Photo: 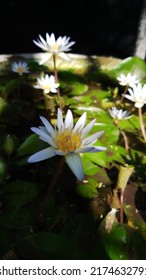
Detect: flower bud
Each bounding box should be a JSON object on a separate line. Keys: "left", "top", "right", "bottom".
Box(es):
{"left": 3, "top": 135, "right": 14, "bottom": 155}
{"left": 0, "top": 98, "right": 8, "bottom": 114}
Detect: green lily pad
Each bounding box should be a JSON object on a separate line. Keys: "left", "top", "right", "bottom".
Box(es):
{"left": 108, "top": 56, "right": 146, "bottom": 80}
{"left": 69, "top": 83, "right": 89, "bottom": 96}
{"left": 76, "top": 177, "right": 98, "bottom": 198}
{"left": 99, "top": 223, "right": 134, "bottom": 260}
{"left": 14, "top": 232, "right": 78, "bottom": 259}
{"left": 17, "top": 134, "right": 48, "bottom": 157}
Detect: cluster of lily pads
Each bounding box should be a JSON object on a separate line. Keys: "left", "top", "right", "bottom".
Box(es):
{"left": 0, "top": 33, "right": 146, "bottom": 260}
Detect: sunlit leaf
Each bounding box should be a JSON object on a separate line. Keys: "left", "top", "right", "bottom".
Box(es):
{"left": 108, "top": 56, "right": 146, "bottom": 80}
{"left": 82, "top": 156, "right": 99, "bottom": 175}
{"left": 69, "top": 83, "right": 88, "bottom": 96}
{"left": 76, "top": 177, "right": 98, "bottom": 198}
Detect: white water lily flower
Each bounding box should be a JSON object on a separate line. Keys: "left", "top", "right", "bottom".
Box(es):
{"left": 33, "top": 74, "right": 59, "bottom": 94}
{"left": 33, "top": 33, "right": 75, "bottom": 64}
{"left": 11, "top": 61, "right": 29, "bottom": 75}
{"left": 28, "top": 108, "right": 107, "bottom": 181}
{"left": 117, "top": 73, "right": 139, "bottom": 87}
{"left": 109, "top": 107, "right": 131, "bottom": 120}
{"left": 124, "top": 83, "right": 146, "bottom": 108}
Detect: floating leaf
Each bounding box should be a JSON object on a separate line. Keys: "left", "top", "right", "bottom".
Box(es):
{"left": 108, "top": 56, "right": 146, "bottom": 80}
{"left": 14, "top": 232, "right": 77, "bottom": 259}
{"left": 82, "top": 156, "right": 99, "bottom": 176}
{"left": 76, "top": 177, "right": 98, "bottom": 198}
{"left": 17, "top": 134, "right": 48, "bottom": 157}
{"left": 83, "top": 150, "right": 108, "bottom": 168}
{"left": 61, "top": 213, "right": 96, "bottom": 257}
{"left": 107, "top": 144, "right": 127, "bottom": 164}
{"left": 1, "top": 180, "right": 38, "bottom": 207}
{"left": 69, "top": 83, "right": 88, "bottom": 95}
{"left": 99, "top": 223, "right": 135, "bottom": 260}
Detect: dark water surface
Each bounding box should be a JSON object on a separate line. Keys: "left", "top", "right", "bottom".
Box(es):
{"left": 0, "top": 0, "right": 144, "bottom": 58}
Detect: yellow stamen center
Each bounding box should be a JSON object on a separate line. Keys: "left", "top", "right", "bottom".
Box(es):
{"left": 56, "top": 130, "right": 81, "bottom": 152}
{"left": 43, "top": 84, "right": 51, "bottom": 90}
{"left": 52, "top": 44, "right": 58, "bottom": 52}
{"left": 17, "top": 67, "right": 25, "bottom": 75}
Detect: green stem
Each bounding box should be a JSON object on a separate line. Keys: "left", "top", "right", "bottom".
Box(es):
{"left": 138, "top": 107, "right": 146, "bottom": 142}
{"left": 120, "top": 85, "right": 128, "bottom": 103}
{"left": 52, "top": 54, "right": 61, "bottom": 108}
{"left": 120, "top": 130, "right": 129, "bottom": 152}
{"left": 40, "top": 157, "right": 65, "bottom": 223}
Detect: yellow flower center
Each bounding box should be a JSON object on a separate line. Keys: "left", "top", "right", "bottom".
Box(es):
{"left": 52, "top": 44, "right": 58, "bottom": 52}
{"left": 17, "top": 67, "right": 25, "bottom": 75}
{"left": 43, "top": 84, "right": 51, "bottom": 90}
{"left": 56, "top": 130, "right": 81, "bottom": 152}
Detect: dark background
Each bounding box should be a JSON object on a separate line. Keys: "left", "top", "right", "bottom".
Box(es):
{"left": 0, "top": 0, "right": 145, "bottom": 59}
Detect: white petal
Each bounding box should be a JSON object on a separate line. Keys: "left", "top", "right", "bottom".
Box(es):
{"left": 39, "top": 34, "right": 48, "bottom": 46}
{"left": 40, "top": 116, "right": 55, "bottom": 136}
{"left": 39, "top": 54, "right": 52, "bottom": 65}
{"left": 65, "top": 153, "right": 84, "bottom": 181}
{"left": 55, "top": 150, "right": 66, "bottom": 156}
{"left": 38, "top": 126, "right": 48, "bottom": 133}
{"left": 49, "top": 33, "right": 56, "bottom": 44}
{"left": 31, "top": 127, "right": 55, "bottom": 146}
{"left": 27, "top": 147, "right": 55, "bottom": 163}
{"left": 65, "top": 109, "right": 73, "bottom": 129}
{"left": 128, "top": 88, "right": 134, "bottom": 96}
{"left": 73, "top": 112, "right": 86, "bottom": 134}
{"left": 58, "top": 52, "right": 70, "bottom": 61}
{"left": 75, "top": 146, "right": 107, "bottom": 153}
{"left": 81, "top": 119, "right": 96, "bottom": 137}
{"left": 57, "top": 108, "right": 64, "bottom": 129}
{"left": 124, "top": 94, "right": 134, "bottom": 102}
{"left": 33, "top": 40, "right": 48, "bottom": 51}
{"left": 63, "top": 41, "right": 75, "bottom": 49}
{"left": 44, "top": 89, "right": 51, "bottom": 94}
{"left": 135, "top": 102, "right": 144, "bottom": 108}
{"left": 50, "top": 88, "right": 58, "bottom": 93}
{"left": 82, "top": 131, "right": 104, "bottom": 146}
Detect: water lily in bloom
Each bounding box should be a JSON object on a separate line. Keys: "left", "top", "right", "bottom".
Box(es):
{"left": 33, "top": 33, "right": 75, "bottom": 64}
{"left": 117, "top": 73, "right": 139, "bottom": 87}
{"left": 109, "top": 107, "right": 131, "bottom": 120}
{"left": 124, "top": 83, "right": 146, "bottom": 108}
{"left": 34, "top": 74, "right": 60, "bottom": 94}
{"left": 28, "top": 108, "right": 107, "bottom": 181}
{"left": 11, "top": 61, "right": 29, "bottom": 75}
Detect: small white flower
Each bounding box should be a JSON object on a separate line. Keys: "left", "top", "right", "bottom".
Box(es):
{"left": 28, "top": 108, "right": 107, "bottom": 181}
{"left": 33, "top": 33, "right": 75, "bottom": 64}
{"left": 124, "top": 83, "right": 146, "bottom": 108}
{"left": 11, "top": 61, "right": 29, "bottom": 75}
{"left": 109, "top": 107, "right": 131, "bottom": 120}
{"left": 117, "top": 73, "right": 139, "bottom": 87}
{"left": 33, "top": 74, "right": 59, "bottom": 94}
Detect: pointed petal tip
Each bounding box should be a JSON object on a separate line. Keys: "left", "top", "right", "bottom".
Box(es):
{"left": 65, "top": 153, "right": 84, "bottom": 181}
